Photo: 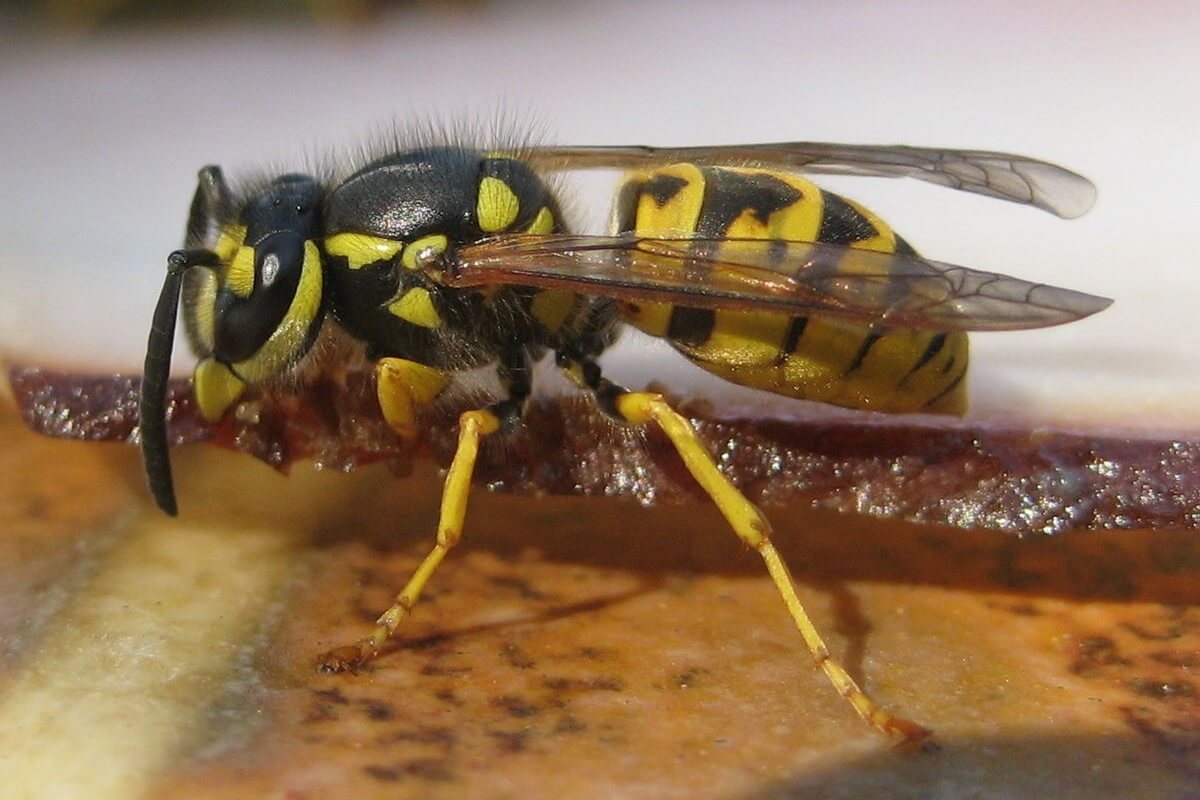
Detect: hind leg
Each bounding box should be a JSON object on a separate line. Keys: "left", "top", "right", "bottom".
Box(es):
{"left": 565, "top": 350, "right": 931, "bottom": 746}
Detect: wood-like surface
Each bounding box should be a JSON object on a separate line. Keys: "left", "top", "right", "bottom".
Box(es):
{"left": 1, "top": 405, "right": 1198, "bottom": 799}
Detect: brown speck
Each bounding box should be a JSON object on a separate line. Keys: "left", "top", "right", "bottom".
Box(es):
{"left": 502, "top": 642, "right": 536, "bottom": 669}
{"left": 363, "top": 760, "right": 456, "bottom": 783}
{"left": 1150, "top": 650, "right": 1200, "bottom": 669}
{"left": 554, "top": 715, "right": 586, "bottom": 734}
{"left": 1123, "top": 619, "right": 1187, "bottom": 642}
{"left": 434, "top": 687, "right": 463, "bottom": 706}
{"left": 363, "top": 764, "right": 402, "bottom": 782}
{"left": 489, "top": 727, "right": 532, "bottom": 754}
{"left": 302, "top": 703, "right": 339, "bottom": 724}
{"left": 406, "top": 759, "right": 455, "bottom": 782}
{"left": 409, "top": 632, "right": 450, "bottom": 651}
{"left": 311, "top": 687, "right": 350, "bottom": 705}
{"left": 1126, "top": 677, "right": 1196, "bottom": 700}
{"left": 361, "top": 698, "right": 395, "bottom": 721}
{"left": 542, "top": 675, "right": 624, "bottom": 693}
{"left": 1121, "top": 705, "right": 1200, "bottom": 770}
{"left": 489, "top": 575, "right": 550, "bottom": 601}
{"left": 1069, "top": 635, "right": 1130, "bottom": 675}
{"left": 494, "top": 695, "right": 539, "bottom": 718}
{"left": 390, "top": 726, "right": 457, "bottom": 749}
{"left": 420, "top": 663, "right": 473, "bottom": 677}
{"left": 1005, "top": 601, "right": 1042, "bottom": 617}
{"left": 589, "top": 676, "right": 624, "bottom": 691}
{"left": 675, "top": 667, "right": 710, "bottom": 689}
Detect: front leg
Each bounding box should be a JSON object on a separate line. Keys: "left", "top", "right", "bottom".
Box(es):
{"left": 374, "top": 357, "right": 452, "bottom": 442}
{"left": 318, "top": 349, "right": 532, "bottom": 672}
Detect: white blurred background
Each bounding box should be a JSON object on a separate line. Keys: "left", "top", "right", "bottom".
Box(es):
{"left": 1, "top": 0, "right": 1197, "bottom": 433}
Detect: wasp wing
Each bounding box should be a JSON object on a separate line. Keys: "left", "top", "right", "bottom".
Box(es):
{"left": 446, "top": 234, "right": 1111, "bottom": 332}
{"left": 523, "top": 142, "right": 1095, "bottom": 219}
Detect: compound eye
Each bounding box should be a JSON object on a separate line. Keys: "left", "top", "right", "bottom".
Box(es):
{"left": 213, "top": 234, "right": 308, "bottom": 365}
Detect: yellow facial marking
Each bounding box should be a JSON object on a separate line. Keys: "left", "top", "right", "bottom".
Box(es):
{"left": 525, "top": 207, "right": 555, "bottom": 235}
{"left": 193, "top": 357, "right": 246, "bottom": 422}
{"left": 401, "top": 234, "right": 449, "bottom": 271}
{"left": 226, "top": 246, "right": 256, "bottom": 298}
{"left": 477, "top": 176, "right": 520, "bottom": 233}
{"left": 388, "top": 287, "right": 442, "bottom": 329}
{"left": 325, "top": 233, "right": 404, "bottom": 270}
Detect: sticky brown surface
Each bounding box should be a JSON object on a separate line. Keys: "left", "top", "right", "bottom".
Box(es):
{"left": 2, "top": 398, "right": 1199, "bottom": 799}
{"left": 11, "top": 366, "right": 1200, "bottom": 534}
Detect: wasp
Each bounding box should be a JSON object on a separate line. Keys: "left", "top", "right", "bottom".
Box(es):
{"left": 140, "top": 136, "right": 1110, "bottom": 746}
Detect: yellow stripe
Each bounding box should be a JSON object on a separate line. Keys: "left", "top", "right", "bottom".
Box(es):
{"left": 620, "top": 164, "right": 708, "bottom": 339}
{"left": 525, "top": 206, "right": 555, "bottom": 235}
{"left": 633, "top": 163, "right": 705, "bottom": 236}
{"left": 477, "top": 177, "right": 520, "bottom": 233}
{"left": 764, "top": 171, "right": 824, "bottom": 242}
{"left": 325, "top": 233, "right": 404, "bottom": 270}
{"left": 696, "top": 309, "right": 791, "bottom": 367}
{"left": 621, "top": 300, "right": 672, "bottom": 338}
{"left": 845, "top": 196, "right": 897, "bottom": 255}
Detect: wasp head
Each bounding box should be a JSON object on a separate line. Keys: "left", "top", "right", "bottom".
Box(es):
{"left": 140, "top": 167, "right": 326, "bottom": 516}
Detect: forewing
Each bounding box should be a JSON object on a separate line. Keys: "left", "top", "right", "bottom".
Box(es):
{"left": 524, "top": 142, "right": 1096, "bottom": 219}
{"left": 446, "top": 234, "right": 1112, "bottom": 332}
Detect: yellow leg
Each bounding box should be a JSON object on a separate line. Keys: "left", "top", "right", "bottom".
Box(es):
{"left": 375, "top": 357, "right": 451, "bottom": 441}
{"left": 317, "top": 408, "right": 501, "bottom": 673}
{"left": 615, "top": 391, "right": 933, "bottom": 747}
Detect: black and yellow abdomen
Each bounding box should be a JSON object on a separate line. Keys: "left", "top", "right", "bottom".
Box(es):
{"left": 614, "top": 164, "right": 969, "bottom": 415}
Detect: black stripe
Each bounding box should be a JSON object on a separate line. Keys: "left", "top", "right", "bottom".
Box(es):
{"left": 843, "top": 329, "right": 884, "bottom": 376}
{"left": 941, "top": 354, "right": 956, "bottom": 375}
{"left": 697, "top": 168, "right": 802, "bottom": 237}
{"left": 893, "top": 234, "right": 919, "bottom": 257}
{"left": 924, "top": 364, "right": 968, "bottom": 409}
{"left": 901, "top": 332, "right": 947, "bottom": 383}
{"left": 767, "top": 238, "right": 789, "bottom": 267}
{"left": 644, "top": 174, "right": 689, "bottom": 207}
{"left": 667, "top": 307, "right": 716, "bottom": 347}
{"left": 777, "top": 316, "right": 808, "bottom": 362}
{"left": 817, "top": 190, "right": 879, "bottom": 245}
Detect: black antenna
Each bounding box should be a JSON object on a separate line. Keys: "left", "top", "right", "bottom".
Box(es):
{"left": 139, "top": 248, "right": 218, "bottom": 516}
